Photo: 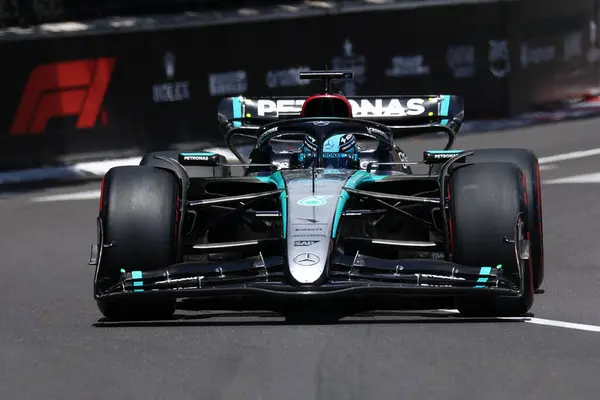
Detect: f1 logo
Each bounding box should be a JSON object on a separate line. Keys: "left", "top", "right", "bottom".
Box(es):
{"left": 10, "top": 57, "right": 116, "bottom": 135}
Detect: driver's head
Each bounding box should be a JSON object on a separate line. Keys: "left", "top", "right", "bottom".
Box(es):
{"left": 300, "top": 133, "right": 359, "bottom": 169}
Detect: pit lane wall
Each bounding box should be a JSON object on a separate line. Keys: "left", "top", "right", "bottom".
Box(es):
{"left": 0, "top": 0, "right": 598, "bottom": 170}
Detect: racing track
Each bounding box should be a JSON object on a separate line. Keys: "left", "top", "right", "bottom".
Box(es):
{"left": 2, "top": 117, "right": 600, "bottom": 399}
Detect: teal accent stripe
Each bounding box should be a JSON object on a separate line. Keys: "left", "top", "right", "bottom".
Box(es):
{"left": 332, "top": 171, "right": 386, "bottom": 238}
{"left": 131, "top": 270, "right": 143, "bottom": 292}
{"left": 427, "top": 150, "right": 464, "bottom": 154}
{"left": 232, "top": 97, "right": 243, "bottom": 128}
{"left": 440, "top": 95, "right": 451, "bottom": 125}
{"left": 180, "top": 152, "right": 216, "bottom": 156}
{"left": 333, "top": 191, "right": 350, "bottom": 238}
{"left": 255, "top": 172, "right": 287, "bottom": 238}
{"left": 474, "top": 266, "right": 493, "bottom": 288}
{"left": 131, "top": 271, "right": 142, "bottom": 279}
{"left": 133, "top": 281, "right": 143, "bottom": 292}
{"left": 281, "top": 191, "right": 287, "bottom": 238}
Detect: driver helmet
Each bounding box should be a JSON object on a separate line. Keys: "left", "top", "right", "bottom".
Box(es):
{"left": 299, "top": 133, "right": 359, "bottom": 169}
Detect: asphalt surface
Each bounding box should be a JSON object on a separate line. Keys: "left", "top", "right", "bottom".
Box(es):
{"left": 2, "top": 117, "right": 600, "bottom": 399}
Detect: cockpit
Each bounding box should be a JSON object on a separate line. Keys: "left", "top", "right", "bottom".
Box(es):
{"left": 242, "top": 118, "right": 402, "bottom": 174}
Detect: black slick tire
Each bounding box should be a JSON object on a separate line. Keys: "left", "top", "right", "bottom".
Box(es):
{"left": 466, "top": 148, "right": 544, "bottom": 290}
{"left": 450, "top": 162, "right": 534, "bottom": 317}
{"left": 94, "top": 166, "right": 180, "bottom": 321}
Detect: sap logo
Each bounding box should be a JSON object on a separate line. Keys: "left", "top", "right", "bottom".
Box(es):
{"left": 348, "top": 98, "right": 426, "bottom": 116}
{"left": 294, "top": 240, "right": 320, "bottom": 247}
{"left": 257, "top": 99, "right": 304, "bottom": 116}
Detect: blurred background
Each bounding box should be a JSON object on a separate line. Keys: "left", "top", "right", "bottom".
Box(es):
{"left": 4, "top": 4, "right": 600, "bottom": 399}
{"left": 1, "top": 0, "right": 599, "bottom": 175}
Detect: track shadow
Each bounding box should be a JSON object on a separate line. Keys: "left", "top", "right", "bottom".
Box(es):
{"left": 92, "top": 309, "right": 534, "bottom": 328}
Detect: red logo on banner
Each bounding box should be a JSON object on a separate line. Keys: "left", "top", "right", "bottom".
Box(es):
{"left": 10, "top": 57, "right": 116, "bottom": 135}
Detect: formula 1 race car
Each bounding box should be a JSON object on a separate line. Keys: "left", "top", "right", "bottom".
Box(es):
{"left": 90, "top": 71, "right": 544, "bottom": 321}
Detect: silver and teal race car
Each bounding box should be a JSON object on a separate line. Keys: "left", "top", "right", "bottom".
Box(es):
{"left": 90, "top": 71, "right": 544, "bottom": 321}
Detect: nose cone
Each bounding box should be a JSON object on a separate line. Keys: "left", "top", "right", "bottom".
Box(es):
{"left": 289, "top": 252, "right": 326, "bottom": 283}
{"left": 282, "top": 170, "right": 355, "bottom": 284}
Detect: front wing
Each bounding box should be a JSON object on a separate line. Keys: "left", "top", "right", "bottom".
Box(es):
{"left": 95, "top": 253, "right": 523, "bottom": 302}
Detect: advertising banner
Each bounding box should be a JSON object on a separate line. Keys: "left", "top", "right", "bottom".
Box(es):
{"left": 0, "top": 0, "right": 597, "bottom": 170}
{"left": 506, "top": 0, "right": 599, "bottom": 113}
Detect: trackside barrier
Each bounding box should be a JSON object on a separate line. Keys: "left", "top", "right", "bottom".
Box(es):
{"left": 0, "top": 0, "right": 598, "bottom": 170}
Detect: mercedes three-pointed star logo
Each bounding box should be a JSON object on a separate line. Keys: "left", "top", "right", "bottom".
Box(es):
{"left": 293, "top": 253, "right": 320, "bottom": 266}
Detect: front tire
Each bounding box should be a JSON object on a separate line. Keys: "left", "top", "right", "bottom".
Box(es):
{"left": 449, "top": 162, "right": 534, "bottom": 317}
{"left": 466, "top": 148, "right": 544, "bottom": 290}
{"left": 94, "top": 166, "right": 181, "bottom": 321}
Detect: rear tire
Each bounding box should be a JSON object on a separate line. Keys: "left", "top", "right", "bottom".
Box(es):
{"left": 467, "top": 148, "right": 544, "bottom": 290}
{"left": 450, "top": 162, "right": 534, "bottom": 317}
{"left": 94, "top": 166, "right": 180, "bottom": 321}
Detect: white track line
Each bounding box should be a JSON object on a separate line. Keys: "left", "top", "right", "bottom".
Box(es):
{"left": 23, "top": 147, "right": 600, "bottom": 201}
{"left": 439, "top": 309, "right": 600, "bottom": 333}
{"left": 537, "top": 148, "right": 600, "bottom": 183}
{"left": 544, "top": 172, "right": 600, "bottom": 184}
{"left": 72, "top": 146, "right": 600, "bottom": 176}
{"left": 513, "top": 317, "right": 600, "bottom": 333}
{"left": 538, "top": 148, "right": 600, "bottom": 164}
{"left": 538, "top": 147, "right": 600, "bottom": 184}
{"left": 31, "top": 190, "right": 101, "bottom": 202}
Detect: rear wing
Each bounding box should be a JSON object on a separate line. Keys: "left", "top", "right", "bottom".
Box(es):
{"left": 217, "top": 95, "right": 464, "bottom": 132}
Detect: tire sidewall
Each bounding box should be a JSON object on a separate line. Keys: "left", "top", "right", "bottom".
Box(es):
{"left": 450, "top": 161, "right": 534, "bottom": 316}
{"left": 466, "top": 148, "right": 543, "bottom": 289}
{"left": 96, "top": 166, "right": 180, "bottom": 290}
